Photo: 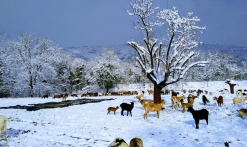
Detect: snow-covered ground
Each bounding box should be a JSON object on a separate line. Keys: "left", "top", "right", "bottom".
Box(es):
{"left": 0, "top": 81, "right": 247, "bottom": 147}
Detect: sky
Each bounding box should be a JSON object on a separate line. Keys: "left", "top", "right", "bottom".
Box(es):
{"left": 0, "top": 0, "right": 247, "bottom": 47}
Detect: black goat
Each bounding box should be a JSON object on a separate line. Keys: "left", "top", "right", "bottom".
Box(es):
{"left": 42, "top": 94, "right": 49, "bottom": 98}
{"left": 224, "top": 142, "right": 230, "bottom": 147}
{"left": 187, "top": 107, "right": 209, "bottom": 129}
{"left": 202, "top": 95, "right": 210, "bottom": 105}
{"left": 120, "top": 102, "right": 134, "bottom": 117}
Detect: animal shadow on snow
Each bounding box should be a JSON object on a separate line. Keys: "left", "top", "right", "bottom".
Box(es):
{"left": 5, "top": 129, "right": 25, "bottom": 139}
{"left": 183, "top": 120, "right": 208, "bottom": 129}
{"left": 198, "top": 102, "right": 215, "bottom": 107}
{"left": 145, "top": 113, "right": 159, "bottom": 118}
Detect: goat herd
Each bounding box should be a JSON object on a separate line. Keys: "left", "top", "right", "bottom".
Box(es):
{"left": 106, "top": 88, "right": 247, "bottom": 147}
{"left": 1, "top": 88, "right": 247, "bottom": 146}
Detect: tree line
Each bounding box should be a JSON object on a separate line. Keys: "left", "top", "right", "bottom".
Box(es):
{"left": 0, "top": 32, "right": 246, "bottom": 98}
{"left": 0, "top": 33, "right": 144, "bottom": 97}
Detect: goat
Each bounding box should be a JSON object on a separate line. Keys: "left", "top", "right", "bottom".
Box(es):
{"left": 187, "top": 94, "right": 198, "bottom": 103}
{"left": 120, "top": 102, "right": 134, "bottom": 117}
{"left": 219, "top": 90, "right": 224, "bottom": 93}
{"left": 124, "top": 91, "right": 131, "bottom": 95}
{"left": 132, "top": 91, "right": 138, "bottom": 95}
{"left": 41, "top": 94, "right": 49, "bottom": 99}
{"left": 238, "top": 109, "right": 247, "bottom": 118}
{"left": 52, "top": 93, "right": 62, "bottom": 99}
{"left": 62, "top": 95, "right": 68, "bottom": 101}
{"left": 187, "top": 107, "right": 209, "bottom": 129}
{"left": 107, "top": 106, "right": 119, "bottom": 115}
{"left": 118, "top": 91, "right": 124, "bottom": 96}
{"left": 105, "top": 92, "right": 111, "bottom": 96}
{"left": 139, "top": 99, "right": 153, "bottom": 108}
{"left": 181, "top": 98, "right": 194, "bottom": 113}
{"left": 197, "top": 89, "right": 203, "bottom": 96}
{"left": 143, "top": 100, "right": 165, "bottom": 119}
{"left": 108, "top": 137, "right": 143, "bottom": 147}
{"left": 108, "top": 137, "right": 129, "bottom": 147}
{"left": 0, "top": 115, "right": 9, "bottom": 141}
{"left": 98, "top": 92, "right": 104, "bottom": 96}
{"left": 129, "top": 137, "right": 143, "bottom": 147}
{"left": 224, "top": 88, "right": 229, "bottom": 92}
{"left": 224, "top": 142, "right": 230, "bottom": 147}
{"left": 165, "top": 89, "right": 170, "bottom": 95}
{"left": 213, "top": 96, "right": 223, "bottom": 106}
{"left": 135, "top": 93, "right": 144, "bottom": 100}
{"left": 232, "top": 97, "right": 247, "bottom": 105}
{"left": 202, "top": 95, "right": 210, "bottom": 105}
{"left": 171, "top": 90, "right": 178, "bottom": 97}
{"left": 171, "top": 95, "right": 186, "bottom": 108}
{"left": 71, "top": 93, "right": 78, "bottom": 97}
{"left": 147, "top": 89, "right": 154, "bottom": 95}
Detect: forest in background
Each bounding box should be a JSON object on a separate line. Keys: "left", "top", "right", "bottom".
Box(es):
{"left": 0, "top": 33, "right": 246, "bottom": 98}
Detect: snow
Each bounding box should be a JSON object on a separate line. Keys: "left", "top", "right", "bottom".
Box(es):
{"left": 1, "top": 81, "right": 247, "bottom": 147}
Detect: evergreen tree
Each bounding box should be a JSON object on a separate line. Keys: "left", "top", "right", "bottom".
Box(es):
{"left": 69, "top": 65, "right": 86, "bottom": 92}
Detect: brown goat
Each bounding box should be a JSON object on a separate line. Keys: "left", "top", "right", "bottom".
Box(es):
{"left": 147, "top": 89, "right": 154, "bottom": 95}
{"left": 143, "top": 100, "right": 165, "bottom": 119}
{"left": 132, "top": 91, "right": 138, "bottom": 95}
{"left": 181, "top": 98, "right": 194, "bottom": 113}
{"left": 129, "top": 137, "right": 143, "bottom": 147}
{"left": 71, "top": 93, "right": 78, "bottom": 97}
{"left": 62, "top": 95, "right": 68, "bottom": 101}
{"left": 171, "top": 95, "right": 186, "bottom": 108}
{"left": 107, "top": 106, "right": 119, "bottom": 115}
{"left": 135, "top": 93, "right": 144, "bottom": 100}
{"left": 187, "top": 94, "right": 198, "bottom": 103}
{"left": 238, "top": 109, "right": 247, "bottom": 118}
{"left": 118, "top": 91, "right": 124, "bottom": 96}
{"left": 52, "top": 93, "right": 62, "bottom": 99}
{"left": 139, "top": 99, "right": 153, "bottom": 108}
{"left": 213, "top": 96, "right": 223, "bottom": 106}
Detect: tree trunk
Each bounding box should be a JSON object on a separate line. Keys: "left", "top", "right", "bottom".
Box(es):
{"left": 29, "top": 74, "right": 34, "bottom": 97}
{"left": 153, "top": 84, "right": 162, "bottom": 103}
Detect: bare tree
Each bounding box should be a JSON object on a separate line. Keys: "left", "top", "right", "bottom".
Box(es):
{"left": 127, "top": 0, "right": 207, "bottom": 103}
{"left": 8, "top": 33, "right": 61, "bottom": 97}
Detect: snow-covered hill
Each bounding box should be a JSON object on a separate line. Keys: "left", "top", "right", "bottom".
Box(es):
{"left": 62, "top": 44, "right": 247, "bottom": 62}
{"left": 62, "top": 44, "right": 137, "bottom": 61}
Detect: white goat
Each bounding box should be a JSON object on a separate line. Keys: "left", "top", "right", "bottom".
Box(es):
{"left": 232, "top": 97, "right": 247, "bottom": 105}
{"left": 0, "top": 115, "right": 9, "bottom": 141}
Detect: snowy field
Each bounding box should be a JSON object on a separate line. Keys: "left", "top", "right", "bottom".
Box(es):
{"left": 0, "top": 81, "right": 247, "bottom": 147}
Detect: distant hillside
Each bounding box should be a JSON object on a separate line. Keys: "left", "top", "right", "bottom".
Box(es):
{"left": 62, "top": 44, "right": 136, "bottom": 61}
{"left": 62, "top": 44, "right": 247, "bottom": 62}
{"left": 197, "top": 44, "right": 247, "bottom": 62}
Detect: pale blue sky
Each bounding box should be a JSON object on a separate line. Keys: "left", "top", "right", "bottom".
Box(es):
{"left": 0, "top": 0, "right": 246, "bottom": 47}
